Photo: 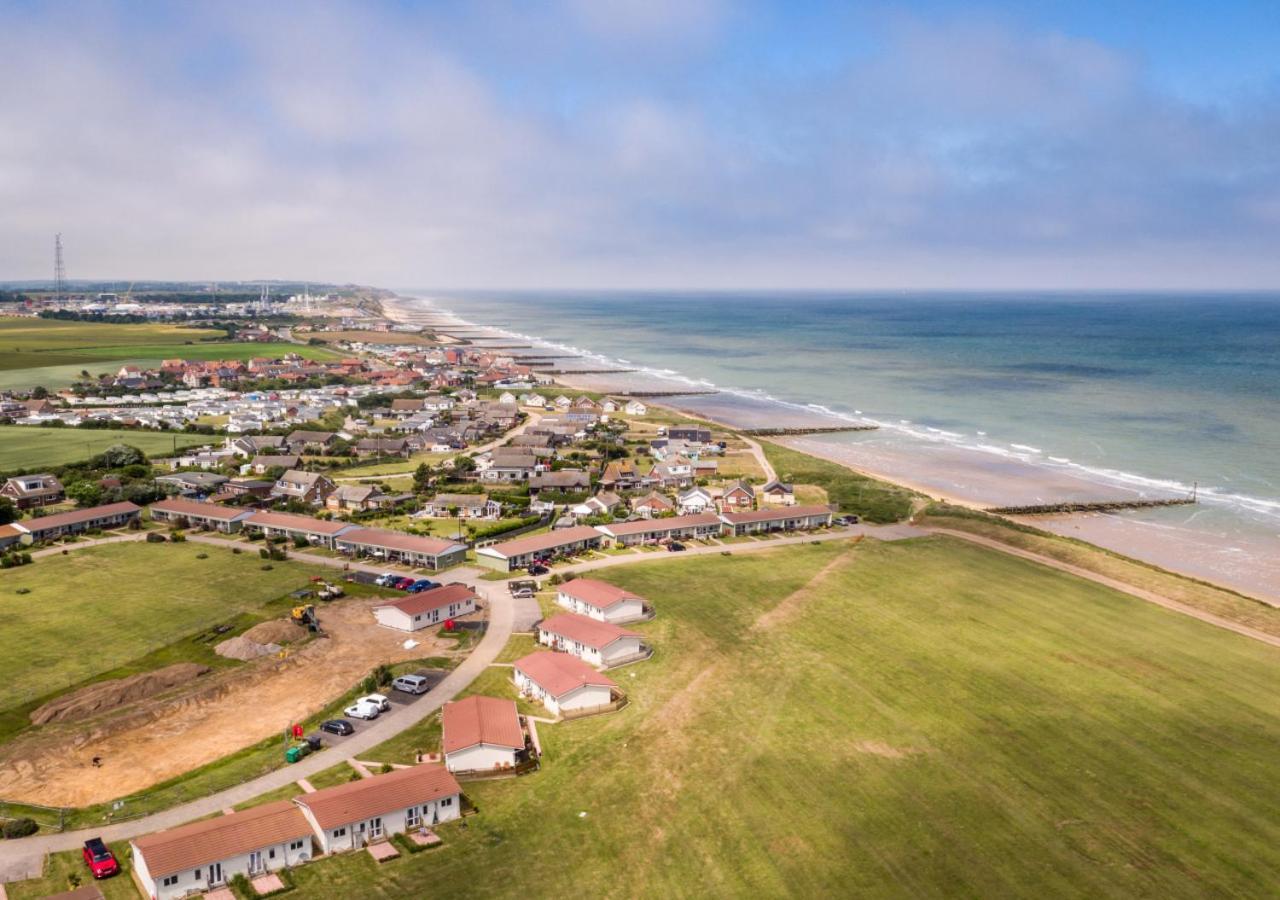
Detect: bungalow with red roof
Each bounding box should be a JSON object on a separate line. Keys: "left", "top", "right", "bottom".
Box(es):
{"left": 593, "top": 512, "right": 722, "bottom": 548}
{"left": 11, "top": 501, "right": 140, "bottom": 541}
{"left": 244, "top": 510, "right": 357, "bottom": 549}
{"left": 474, "top": 525, "right": 604, "bottom": 572}
{"left": 720, "top": 480, "right": 756, "bottom": 510}
{"left": 334, "top": 527, "right": 467, "bottom": 570}
{"left": 294, "top": 764, "right": 461, "bottom": 854}
{"left": 719, "top": 504, "right": 833, "bottom": 536}
{"left": 372, "top": 583, "right": 478, "bottom": 632}
{"left": 513, "top": 652, "right": 619, "bottom": 716}
{"left": 149, "top": 498, "right": 255, "bottom": 533}
{"left": 555, "top": 578, "right": 651, "bottom": 623}
{"left": 442, "top": 696, "right": 527, "bottom": 774}
{"left": 537, "top": 612, "right": 649, "bottom": 668}
{"left": 629, "top": 491, "right": 673, "bottom": 518}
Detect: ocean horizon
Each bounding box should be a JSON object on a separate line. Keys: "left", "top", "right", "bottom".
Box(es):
{"left": 395, "top": 290, "right": 1280, "bottom": 602}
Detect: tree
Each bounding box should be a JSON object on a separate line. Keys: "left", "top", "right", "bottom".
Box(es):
{"left": 412, "top": 462, "right": 433, "bottom": 492}
{"left": 92, "top": 444, "right": 147, "bottom": 469}
{"left": 0, "top": 497, "right": 15, "bottom": 525}
{"left": 30, "top": 385, "right": 48, "bottom": 399}
{"left": 65, "top": 481, "right": 103, "bottom": 508}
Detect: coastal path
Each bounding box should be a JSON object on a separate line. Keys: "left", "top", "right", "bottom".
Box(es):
{"left": 739, "top": 435, "right": 777, "bottom": 483}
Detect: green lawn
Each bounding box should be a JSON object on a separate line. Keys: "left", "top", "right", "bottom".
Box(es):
{"left": 759, "top": 439, "right": 918, "bottom": 522}
{"left": 0, "top": 425, "right": 211, "bottom": 471}
{"left": 0, "top": 542, "right": 318, "bottom": 714}
{"left": 281, "top": 536, "right": 1280, "bottom": 898}
{"left": 6, "top": 845, "right": 139, "bottom": 900}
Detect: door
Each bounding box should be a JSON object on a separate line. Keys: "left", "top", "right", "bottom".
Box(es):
{"left": 370, "top": 817, "right": 384, "bottom": 840}
{"left": 357, "top": 822, "right": 366, "bottom": 846}
{"left": 249, "top": 851, "right": 264, "bottom": 875}
{"left": 209, "top": 862, "right": 224, "bottom": 885}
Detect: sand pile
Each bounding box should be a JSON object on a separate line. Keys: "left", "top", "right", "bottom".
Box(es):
{"left": 31, "top": 664, "right": 211, "bottom": 725}
{"left": 214, "top": 635, "right": 282, "bottom": 661}
{"left": 242, "top": 619, "right": 301, "bottom": 645}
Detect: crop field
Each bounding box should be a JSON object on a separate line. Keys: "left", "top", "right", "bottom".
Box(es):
{"left": 0, "top": 425, "right": 210, "bottom": 471}
{"left": 0, "top": 541, "right": 317, "bottom": 714}
{"left": 282, "top": 536, "right": 1280, "bottom": 898}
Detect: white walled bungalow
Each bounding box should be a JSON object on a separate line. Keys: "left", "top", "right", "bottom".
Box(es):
{"left": 294, "top": 764, "right": 462, "bottom": 855}
{"left": 244, "top": 510, "right": 357, "bottom": 550}
{"left": 537, "top": 613, "right": 648, "bottom": 668}
{"left": 593, "top": 513, "right": 722, "bottom": 548}
{"left": 556, "top": 578, "right": 651, "bottom": 623}
{"left": 513, "top": 651, "right": 618, "bottom": 716}
{"left": 474, "top": 525, "right": 604, "bottom": 572}
{"left": 719, "top": 504, "right": 833, "bottom": 537}
{"left": 11, "top": 501, "right": 141, "bottom": 542}
{"left": 334, "top": 527, "right": 468, "bottom": 570}
{"left": 131, "top": 800, "right": 314, "bottom": 900}
{"left": 372, "top": 583, "right": 479, "bottom": 632}
{"left": 148, "top": 498, "right": 255, "bottom": 533}
{"left": 442, "top": 695, "right": 526, "bottom": 774}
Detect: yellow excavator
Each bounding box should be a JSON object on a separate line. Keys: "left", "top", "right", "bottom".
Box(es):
{"left": 291, "top": 604, "right": 320, "bottom": 633}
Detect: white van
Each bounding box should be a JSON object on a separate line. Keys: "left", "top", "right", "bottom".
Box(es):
{"left": 392, "top": 674, "right": 430, "bottom": 695}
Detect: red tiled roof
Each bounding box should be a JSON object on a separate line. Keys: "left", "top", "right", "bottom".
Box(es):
{"left": 481, "top": 525, "right": 602, "bottom": 559}
{"left": 442, "top": 696, "right": 523, "bottom": 754}
{"left": 556, "top": 578, "right": 642, "bottom": 611}
{"left": 336, "top": 527, "right": 464, "bottom": 556}
{"left": 719, "top": 504, "right": 833, "bottom": 525}
{"left": 15, "top": 502, "right": 139, "bottom": 534}
{"left": 295, "top": 764, "right": 461, "bottom": 830}
{"left": 538, "top": 612, "right": 641, "bottom": 650}
{"left": 246, "top": 510, "right": 355, "bottom": 536}
{"left": 132, "top": 800, "right": 312, "bottom": 879}
{"left": 599, "top": 513, "right": 721, "bottom": 537}
{"left": 514, "top": 651, "right": 616, "bottom": 699}
{"left": 150, "top": 498, "right": 251, "bottom": 522}
{"left": 374, "top": 583, "right": 478, "bottom": 616}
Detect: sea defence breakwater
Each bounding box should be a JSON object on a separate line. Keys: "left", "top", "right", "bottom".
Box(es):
{"left": 742, "top": 425, "right": 880, "bottom": 436}
{"left": 987, "top": 498, "right": 1196, "bottom": 515}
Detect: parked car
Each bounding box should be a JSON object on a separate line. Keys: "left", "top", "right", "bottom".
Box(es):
{"left": 344, "top": 702, "right": 380, "bottom": 720}
{"left": 667, "top": 541, "right": 686, "bottom": 552}
{"left": 408, "top": 578, "right": 439, "bottom": 593}
{"left": 527, "top": 564, "right": 549, "bottom": 576}
{"left": 358, "top": 693, "right": 392, "bottom": 712}
{"left": 320, "top": 719, "right": 355, "bottom": 736}
{"left": 392, "top": 674, "right": 430, "bottom": 695}
{"left": 82, "top": 837, "right": 119, "bottom": 879}
{"left": 374, "top": 573, "right": 398, "bottom": 587}
{"left": 393, "top": 576, "right": 417, "bottom": 591}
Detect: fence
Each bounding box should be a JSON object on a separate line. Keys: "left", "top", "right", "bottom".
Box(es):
{"left": 0, "top": 799, "right": 68, "bottom": 832}
{"left": 559, "top": 692, "right": 630, "bottom": 721}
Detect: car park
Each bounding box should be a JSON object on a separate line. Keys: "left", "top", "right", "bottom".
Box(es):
{"left": 392, "top": 673, "right": 430, "bottom": 695}
{"left": 82, "top": 837, "right": 119, "bottom": 879}
{"left": 320, "top": 719, "right": 354, "bottom": 736}
{"left": 345, "top": 701, "right": 380, "bottom": 720}
{"left": 358, "top": 693, "right": 392, "bottom": 712}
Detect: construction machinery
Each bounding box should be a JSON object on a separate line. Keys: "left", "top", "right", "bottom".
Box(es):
{"left": 291, "top": 604, "right": 320, "bottom": 633}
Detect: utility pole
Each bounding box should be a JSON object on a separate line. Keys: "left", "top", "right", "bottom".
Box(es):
{"left": 54, "top": 234, "right": 66, "bottom": 303}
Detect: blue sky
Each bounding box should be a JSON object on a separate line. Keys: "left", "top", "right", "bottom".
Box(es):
{"left": 1, "top": 0, "right": 1278, "bottom": 288}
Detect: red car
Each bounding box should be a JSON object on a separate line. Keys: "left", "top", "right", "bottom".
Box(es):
{"left": 83, "top": 837, "right": 119, "bottom": 879}
{"left": 394, "top": 576, "right": 416, "bottom": 590}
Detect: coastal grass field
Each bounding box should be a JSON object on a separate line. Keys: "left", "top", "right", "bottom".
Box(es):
{"left": 0, "top": 425, "right": 211, "bottom": 471}
{"left": 277, "top": 536, "right": 1280, "bottom": 899}
{"left": 0, "top": 542, "right": 318, "bottom": 717}
{"left": 761, "top": 439, "right": 918, "bottom": 522}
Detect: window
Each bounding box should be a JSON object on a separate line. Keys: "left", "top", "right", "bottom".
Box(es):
{"left": 195, "top": 870, "right": 201, "bottom": 880}
{"left": 162, "top": 875, "right": 179, "bottom": 887}
{"left": 289, "top": 840, "right": 304, "bottom": 850}
{"left": 441, "top": 797, "right": 453, "bottom": 807}
{"left": 269, "top": 848, "right": 276, "bottom": 859}
{"left": 333, "top": 827, "right": 347, "bottom": 838}
{"left": 406, "top": 806, "right": 420, "bottom": 828}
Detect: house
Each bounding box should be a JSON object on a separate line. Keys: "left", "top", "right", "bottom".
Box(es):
{"left": 593, "top": 513, "right": 722, "bottom": 548}
{"left": 569, "top": 491, "right": 621, "bottom": 518}
{"left": 538, "top": 613, "right": 647, "bottom": 668}
{"left": 219, "top": 478, "right": 275, "bottom": 500}
{"left": 624, "top": 400, "right": 648, "bottom": 416}
{"left": 243, "top": 510, "right": 357, "bottom": 549}
{"left": 0, "top": 473, "right": 64, "bottom": 509}
{"left": 719, "top": 504, "right": 833, "bottom": 536}
{"left": 271, "top": 470, "right": 336, "bottom": 505}
{"left": 520, "top": 393, "right": 546, "bottom": 409}
{"left": 249, "top": 454, "right": 302, "bottom": 475}
{"left": 480, "top": 449, "right": 538, "bottom": 482}
{"left": 760, "top": 479, "right": 796, "bottom": 506}
{"left": 415, "top": 493, "right": 502, "bottom": 520}
{"left": 334, "top": 527, "right": 468, "bottom": 570}
{"left": 11, "top": 501, "right": 141, "bottom": 541}
{"left": 513, "top": 651, "right": 618, "bottom": 716}
{"left": 149, "top": 498, "right": 254, "bottom": 533}
{"left": 630, "top": 492, "right": 674, "bottom": 518}
{"left": 228, "top": 435, "right": 286, "bottom": 458}
{"left": 442, "top": 696, "right": 526, "bottom": 774}
{"left": 676, "top": 486, "right": 714, "bottom": 515}
{"left": 294, "top": 764, "right": 462, "bottom": 854}
{"left": 354, "top": 437, "right": 409, "bottom": 458}
{"left": 325, "top": 484, "right": 398, "bottom": 514}
{"left": 720, "top": 481, "right": 756, "bottom": 510}
{"left": 667, "top": 426, "right": 712, "bottom": 443}
{"left": 372, "top": 583, "right": 479, "bottom": 632}
{"left": 131, "top": 800, "right": 314, "bottom": 900}
{"left": 154, "top": 472, "right": 230, "bottom": 496}
{"left": 528, "top": 469, "right": 591, "bottom": 493}
{"left": 555, "top": 578, "right": 651, "bottom": 623}
{"left": 284, "top": 430, "right": 339, "bottom": 453}
{"left": 474, "top": 525, "right": 604, "bottom": 572}
{"left": 498, "top": 391, "right": 516, "bottom": 405}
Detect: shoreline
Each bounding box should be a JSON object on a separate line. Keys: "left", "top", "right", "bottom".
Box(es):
{"left": 381, "top": 292, "right": 1279, "bottom": 605}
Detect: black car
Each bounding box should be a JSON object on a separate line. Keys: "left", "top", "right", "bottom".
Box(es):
{"left": 527, "top": 564, "right": 549, "bottom": 576}
{"left": 667, "top": 542, "right": 686, "bottom": 552}
{"left": 320, "top": 719, "right": 354, "bottom": 736}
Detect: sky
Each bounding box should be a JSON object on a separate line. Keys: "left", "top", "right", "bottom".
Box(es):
{"left": 1, "top": 0, "right": 1279, "bottom": 290}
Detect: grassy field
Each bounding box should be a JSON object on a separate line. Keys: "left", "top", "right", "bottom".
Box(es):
{"left": 276, "top": 536, "right": 1280, "bottom": 898}
{"left": 0, "top": 542, "right": 318, "bottom": 714}
{"left": 760, "top": 439, "right": 918, "bottom": 522}
{"left": 0, "top": 425, "right": 212, "bottom": 472}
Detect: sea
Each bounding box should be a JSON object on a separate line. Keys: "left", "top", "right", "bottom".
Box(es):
{"left": 394, "top": 291, "right": 1280, "bottom": 602}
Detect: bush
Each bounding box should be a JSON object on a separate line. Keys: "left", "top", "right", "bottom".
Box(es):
{"left": 231, "top": 547, "right": 242, "bottom": 554}
{"left": 2, "top": 817, "right": 38, "bottom": 839}
{"left": 373, "top": 663, "right": 392, "bottom": 686}
{"left": 195, "top": 552, "right": 208, "bottom": 559}
{"left": 169, "top": 531, "right": 187, "bottom": 543}
{"left": 15, "top": 587, "right": 30, "bottom": 594}
{"left": 261, "top": 564, "right": 274, "bottom": 571}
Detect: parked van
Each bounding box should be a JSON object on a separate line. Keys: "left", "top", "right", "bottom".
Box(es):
{"left": 392, "top": 674, "right": 430, "bottom": 695}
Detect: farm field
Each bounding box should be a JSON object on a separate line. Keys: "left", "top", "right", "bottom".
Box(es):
{"left": 0, "top": 425, "right": 210, "bottom": 471}
{"left": 0, "top": 542, "right": 317, "bottom": 714}
{"left": 283, "top": 536, "right": 1280, "bottom": 898}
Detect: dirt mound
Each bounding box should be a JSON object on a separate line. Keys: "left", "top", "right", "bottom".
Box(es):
{"left": 215, "top": 635, "right": 282, "bottom": 661}
{"left": 31, "top": 664, "right": 211, "bottom": 726}
{"left": 242, "top": 619, "right": 301, "bottom": 645}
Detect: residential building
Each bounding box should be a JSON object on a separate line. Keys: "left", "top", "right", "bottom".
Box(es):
{"left": 130, "top": 800, "right": 313, "bottom": 900}
{"left": 624, "top": 400, "right": 648, "bottom": 416}
{"left": 720, "top": 481, "right": 756, "bottom": 510}
{"left": 11, "top": 501, "right": 141, "bottom": 541}
{"left": 513, "top": 651, "right": 618, "bottom": 717}
{"left": 249, "top": 454, "right": 301, "bottom": 475}
{"left": 271, "top": 470, "right": 336, "bottom": 505}
{"left": 760, "top": 479, "right": 796, "bottom": 505}
{"left": 334, "top": 527, "right": 468, "bottom": 570}
{"left": 372, "top": 583, "right": 479, "bottom": 632}
{"left": 667, "top": 426, "right": 712, "bottom": 443}
{"left": 676, "top": 486, "right": 715, "bottom": 515}
{"left": 324, "top": 484, "right": 408, "bottom": 514}
{"left": 630, "top": 491, "right": 674, "bottom": 518}
{"left": 594, "top": 513, "right": 722, "bottom": 548}
{"left": 284, "top": 430, "right": 339, "bottom": 453}
{"left": 243, "top": 510, "right": 357, "bottom": 549}
{"left": 154, "top": 471, "right": 230, "bottom": 496}
{"left": 442, "top": 696, "right": 526, "bottom": 773}
{"left": 0, "top": 473, "right": 64, "bottom": 509}
{"left": 719, "top": 505, "right": 833, "bottom": 536}
{"left": 474, "top": 525, "right": 604, "bottom": 572}
{"left": 537, "top": 613, "right": 648, "bottom": 668}
{"left": 149, "top": 498, "right": 254, "bottom": 533}
{"left": 555, "top": 578, "right": 651, "bottom": 623}
{"left": 415, "top": 493, "right": 502, "bottom": 520}
{"left": 528, "top": 469, "right": 591, "bottom": 493}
